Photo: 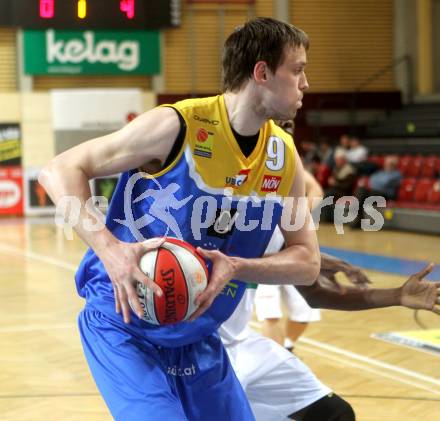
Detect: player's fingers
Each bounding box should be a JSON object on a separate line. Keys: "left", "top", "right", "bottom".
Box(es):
{"left": 415, "top": 263, "right": 434, "bottom": 279}
{"left": 196, "top": 247, "right": 217, "bottom": 261}
{"left": 134, "top": 268, "right": 163, "bottom": 297}
{"left": 142, "top": 237, "right": 166, "bottom": 252}
{"left": 117, "top": 286, "right": 131, "bottom": 324}
{"left": 358, "top": 272, "right": 372, "bottom": 285}
{"left": 123, "top": 280, "right": 144, "bottom": 319}
{"left": 189, "top": 298, "right": 213, "bottom": 321}
{"left": 431, "top": 305, "right": 440, "bottom": 315}
{"left": 113, "top": 284, "right": 121, "bottom": 314}
{"left": 194, "top": 282, "right": 218, "bottom": 306}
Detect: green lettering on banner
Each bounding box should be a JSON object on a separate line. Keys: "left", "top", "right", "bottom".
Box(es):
{"left": 23, "top": 30, "right": 160, "bottom": 75}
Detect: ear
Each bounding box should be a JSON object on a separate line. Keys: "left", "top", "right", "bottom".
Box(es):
{"left": 253, "top": 61, "right": 268, "bottom": 84}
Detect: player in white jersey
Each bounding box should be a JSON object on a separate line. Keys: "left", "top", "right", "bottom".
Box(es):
{"left": 220, "top": 226, "right": 440, "bottom": 420}
{"left": 255, "top": 170, "right": 325, "bottom": 349}
{"left": 220, "top": 162, "right": 439, "bottom": 421}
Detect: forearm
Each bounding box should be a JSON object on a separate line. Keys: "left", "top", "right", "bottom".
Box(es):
{"left": 232, "top": 244, "right": 320, "bottom": 286}
{"left": 39, "top": 161, "right": 119, "bottom": 255}
{"left": 320, "top": 252, "right": 351, "bottom": 272}
{"left": 297, "top": 281, "right": 402, "bottom": 310}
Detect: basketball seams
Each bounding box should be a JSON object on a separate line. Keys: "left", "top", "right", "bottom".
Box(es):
{"left": 164, "top": 237, "right": 208, "bottom": 278}
{"left": 162, "top": 242, "right": 208, "bottom": 320}
{"left": 135, "top": 239, "right": 208, "bottom": 325}
{"left": 154, "top": 248, "right": 190, "bottom": 324}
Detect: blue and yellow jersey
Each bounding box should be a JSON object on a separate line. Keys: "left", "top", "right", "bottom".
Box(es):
{"left": 76, "top": 95, "right": 297, "bottom": 346}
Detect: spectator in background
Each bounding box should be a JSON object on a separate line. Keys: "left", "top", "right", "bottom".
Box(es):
{"left": 346, "top": 136, "right": 368, "bottom": 164}
{"left": 300, "top": 140, "right": 320, "bottom": 172}
{"left": 350, "top": 155, "right": 402, "bottom": 228}
{"left": 317, "top": 137, "right": 334, "bottom": 168}
{"left": 322, "top": 149, "right": 357, "bottom": 222}
{"left": 347, "top": 136, "right": 378, "bottom": 175}
{"left": 333, "top": 134, "right": 350, "bottom": 160}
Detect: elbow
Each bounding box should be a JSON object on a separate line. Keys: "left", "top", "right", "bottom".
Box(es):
{"left": 306, "top": 254, "right": 321, "bottom": 285}
{"left": 38, "top": 158, "right": 61, "bottom": 194}
{"left": 38, "top": 157, "right": 67, "bottom": 198}
{"left": 38, "top": 162, "right": 54, "bottom": 193}
{"left": 291, "top": 250, "right": 320, "bottom": 286}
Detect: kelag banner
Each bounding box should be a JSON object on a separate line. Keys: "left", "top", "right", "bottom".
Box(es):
{"left": 23, "top": 30, "right": 160, "bottom": 75}
{"left": 0, "top": 124, "right": 21, "bottom": 167}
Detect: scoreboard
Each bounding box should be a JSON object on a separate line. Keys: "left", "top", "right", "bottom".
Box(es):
{"left": 0, "top": 0, "right": 181, "bottom": 29}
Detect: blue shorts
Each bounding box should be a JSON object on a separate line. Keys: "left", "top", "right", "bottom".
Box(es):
{"left": 78, "top": 308, "right": 255, "bottom": 421}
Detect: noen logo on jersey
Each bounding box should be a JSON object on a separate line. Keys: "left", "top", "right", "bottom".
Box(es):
{"left": 261, "top": 175, "right": 282, "bottom": 192}
{"left": 225, "top": 169, "right": 251, "bottom": 188}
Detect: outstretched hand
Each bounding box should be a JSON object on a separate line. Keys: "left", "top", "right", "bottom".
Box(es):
{"left": 189, "top": 247, "right": 238, "bottom": 321}
{"left": 400, "top": 263, "right": 440, "bottom": 314}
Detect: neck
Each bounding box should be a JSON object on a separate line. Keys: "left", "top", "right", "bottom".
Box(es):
{"left": 223, "top": 86, "right": 267, "bottom": 136}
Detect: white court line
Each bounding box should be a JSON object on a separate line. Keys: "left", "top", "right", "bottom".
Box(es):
{"left": 0, "top": 323, "right": 76, "bottom": 333}
{"left": 249, "top": 320, "right": 440, "bottom": 391}
{"left": 2, "top": 241, "right": 440, "bottom": 392}
{"left": 0, "top": 243, "right": 77, "bottom": 272}
{"left": 298, "top": 344, "right": 440, "bottom": 396}
{"left": 300, "top": 337, "right": 440, "bottom": 388}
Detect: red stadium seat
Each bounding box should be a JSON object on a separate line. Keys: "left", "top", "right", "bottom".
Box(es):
{"left": 398, "top": 155, "right": 413, "bottom": 177}
{"left": 436, "top": 156, "right": 440, "bottom": 175}
{"left": 397, "top": 177, "right": 416, "bottom": 202}
{"left": 315, "top": 163, "right": 331, "bottom": 188}
{"left": 413, "top": 178, "right": 435, "bottom": 203}
{"left": 355, "top": 175, "right": 370, "bottom": 189}
{"left": 368, "top": 155, "right": 384, "bottom": 168}
{"left": 406, "top": 155, "right": 424, "bottom": 178}
{"left": 420, "top": 155, "right": 438, "bottom": 178}
{"left": 427, "top": 181, "right": 440, "bottom": 204}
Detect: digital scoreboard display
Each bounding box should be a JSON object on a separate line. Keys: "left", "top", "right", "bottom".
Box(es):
{"left": 0, "top": 0, "right": 181, "bottom": 29}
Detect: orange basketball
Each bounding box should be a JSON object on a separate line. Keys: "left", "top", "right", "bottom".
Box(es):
{"left": 133, "top": 237, "right": 208, "bottom": 325}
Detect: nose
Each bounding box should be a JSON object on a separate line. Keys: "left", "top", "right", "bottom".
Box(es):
{"left": 301, "top": 73, "right": 309, "bottom": 91}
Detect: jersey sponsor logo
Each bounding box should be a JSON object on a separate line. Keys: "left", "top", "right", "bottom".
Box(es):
{"left": 225, "top": 169, "right": 250, "bottom": 188}
{"left": 167, "top": 364, "right": 197, "bottom": 377}
{"left": 194, "top": 128, "right": 214, "bottom": 158}
{"left": 207, "top": 207, "right": 238, "bottom": 238}
{"left": 261, "top": 175, "right": 281, "bottom": 193}
{"left": 193, "top": 114, "right": 220, "bottom": 125}
{"left": 221, "top": 281, "right": 239, "bottom": 298}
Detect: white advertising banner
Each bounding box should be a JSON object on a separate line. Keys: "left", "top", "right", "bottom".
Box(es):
{"left": 51, "top": 88, "right": 143, "bottom": 131}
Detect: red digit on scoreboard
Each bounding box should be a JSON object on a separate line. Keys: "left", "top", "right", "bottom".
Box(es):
{"left": 120, "top": 0, "right": 135, "bottom": 19}
{"left": 39, "top": 0, "right": 54, "bottom": 19}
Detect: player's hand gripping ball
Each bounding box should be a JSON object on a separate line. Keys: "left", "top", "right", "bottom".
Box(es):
{"left": 132, "top": 237, "right": 208, "bottom": 325}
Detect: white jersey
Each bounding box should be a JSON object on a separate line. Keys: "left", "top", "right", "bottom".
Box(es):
{"left": 219, "top": 227, "right": 330, "bottom": 420}
{"left": 218, "top": 226, "right": 285, "bottom": 343}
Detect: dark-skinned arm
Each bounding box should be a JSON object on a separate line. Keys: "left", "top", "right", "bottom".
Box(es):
{"left": 296, "top": 264, "right": 440, "bottom": 314}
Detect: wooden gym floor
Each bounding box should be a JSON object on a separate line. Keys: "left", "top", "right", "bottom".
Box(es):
{"left": 0, "top": 219, "right": 439, "bottom": 420}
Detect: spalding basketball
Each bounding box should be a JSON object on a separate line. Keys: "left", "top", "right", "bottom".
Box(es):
{"left": 133, "top": 237, "right": 208, "bottom": 325}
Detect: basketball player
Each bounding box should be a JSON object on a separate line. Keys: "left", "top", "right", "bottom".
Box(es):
{"left": 39, "top": 18, "right": 320, "bottom": 421}
{"left": 221, "top": 236, "right": 439, "bottom": 421}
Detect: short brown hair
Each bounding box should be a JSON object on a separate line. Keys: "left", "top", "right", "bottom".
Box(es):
{"left": 222, "top": 17, "right": 309, "bottom": 92}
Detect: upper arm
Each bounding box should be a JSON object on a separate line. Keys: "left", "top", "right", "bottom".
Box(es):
{"left": 304, "top": 170, "right": 324, "bottom": 210}
{"left": 279, "top": 149, "right": 319, "bottom": 252}
{"left": 50, "top": 106, "right": 181, "bottom": 179}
